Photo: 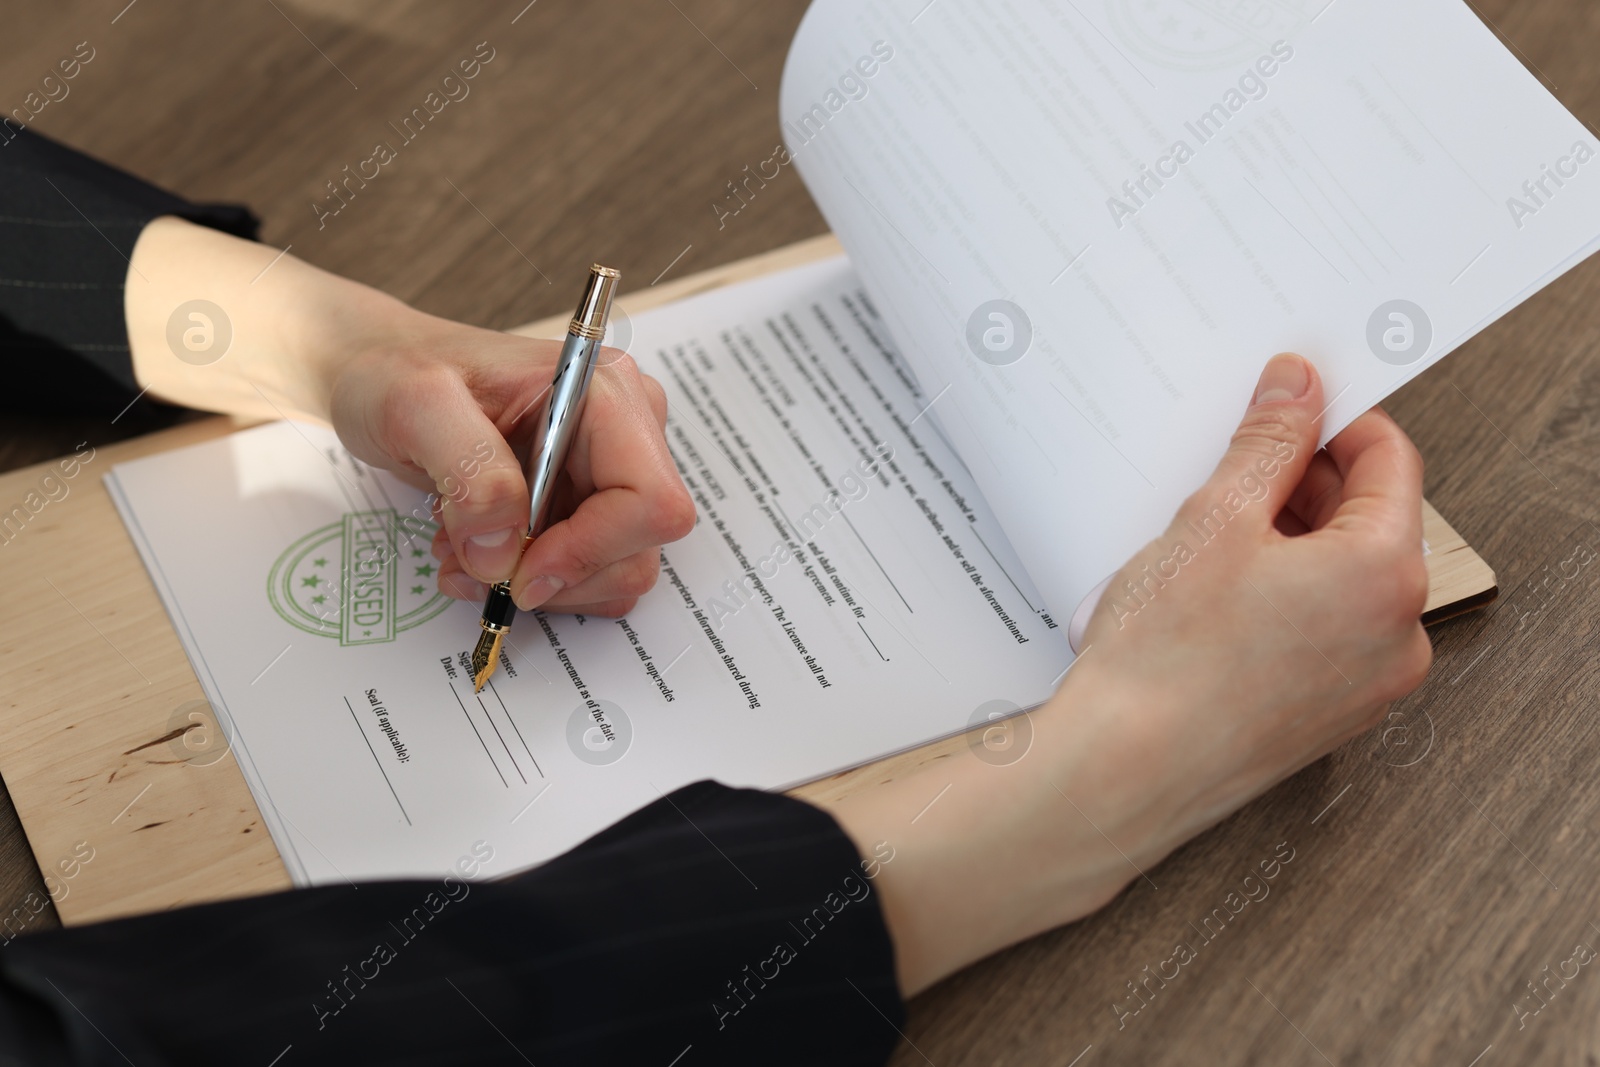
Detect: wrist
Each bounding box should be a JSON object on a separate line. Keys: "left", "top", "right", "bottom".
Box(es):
{"left": 270, "top": 259, "right": 421, "bottom": 424}
{"left": 820, "top": 664, "right": 1162, "bottom": 995}
{"left": 1011, "top": 668, "right": 1163, "bottom": 924}
{"left": 125, "top": 216, "right": 430, "bottom": 424}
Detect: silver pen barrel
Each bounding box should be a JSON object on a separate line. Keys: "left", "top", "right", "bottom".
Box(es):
{"left": 523, "top": 265, "right": 620, "bottom": 539}
{"left": 471, "top": 264, "right": 620, "bottom": 692}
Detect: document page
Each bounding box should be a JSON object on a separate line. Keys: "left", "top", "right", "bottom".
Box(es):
{"left": 781, "top": 0, "right": 1600, "bottom": 627}
{"left": 108, "top": 257, "right": 1069, "bottom": 885}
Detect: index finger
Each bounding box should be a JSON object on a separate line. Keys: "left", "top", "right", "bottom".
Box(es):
{"left": 393, "top": 376, "right": 533, "bottom": 584}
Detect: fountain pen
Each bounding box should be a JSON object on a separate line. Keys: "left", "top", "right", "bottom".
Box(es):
{"left": 471, "top": 263, "right": 620, "bottom": 692}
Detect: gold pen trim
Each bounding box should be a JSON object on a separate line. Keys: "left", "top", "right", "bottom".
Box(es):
{"left": 568, "top": 264, "right": 621, "bottom": 341}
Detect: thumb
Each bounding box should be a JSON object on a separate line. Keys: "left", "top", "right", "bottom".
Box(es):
{"left": 1188, "top": 353, "right": 1323, "bottom": 528}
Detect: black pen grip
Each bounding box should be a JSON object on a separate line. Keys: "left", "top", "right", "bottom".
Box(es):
{"left": 479, "top": 582, "right": 517, "bottom": 630}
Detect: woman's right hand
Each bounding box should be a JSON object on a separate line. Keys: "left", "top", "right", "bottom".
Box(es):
{"left": 1064, "top": 352, "right": 1433, "bottom": 862}
{"left": 824, "top": 352, "right": 1435, "bottom": 997}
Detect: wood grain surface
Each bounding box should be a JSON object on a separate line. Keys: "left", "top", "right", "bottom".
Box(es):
{"left": 0, "top": 2, "right": 1594, "bottom": 1064}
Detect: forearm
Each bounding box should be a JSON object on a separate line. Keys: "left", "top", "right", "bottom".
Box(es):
{"left": 818, "top": 666, "right": 1151, "bottom": 996}
{"left": 124, "top": 216, "right": 409, "bottom": 423}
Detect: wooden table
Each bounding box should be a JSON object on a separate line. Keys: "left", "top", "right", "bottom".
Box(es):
{"left": 2, "top": 2, "right": 1597, "bottom": 1064}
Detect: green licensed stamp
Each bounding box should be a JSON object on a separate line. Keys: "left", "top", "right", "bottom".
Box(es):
{"left": 267, "top": 508, "right": 451, "bottom": 645}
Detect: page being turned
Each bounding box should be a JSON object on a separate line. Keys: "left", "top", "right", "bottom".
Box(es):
{"left": 780, "top": 0, "right": 1600, "bottom": 625}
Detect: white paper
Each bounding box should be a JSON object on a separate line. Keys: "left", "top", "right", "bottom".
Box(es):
{"left": 780, "top": 0, "right": 1600, "bottom": 627}
{"left": 108, "top": 259, "right": 1069, "bottom": 886}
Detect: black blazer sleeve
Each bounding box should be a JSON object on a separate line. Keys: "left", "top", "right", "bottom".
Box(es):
{"left": 0, "top": 123, "right": 258, "bottom": 412}
{"left": 0, "top": 781, "right": 904, "bottom": 1066}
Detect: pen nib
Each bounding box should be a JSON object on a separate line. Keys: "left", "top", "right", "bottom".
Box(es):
{"left": 471, "top": 629, "right": 503, "bottom": 693}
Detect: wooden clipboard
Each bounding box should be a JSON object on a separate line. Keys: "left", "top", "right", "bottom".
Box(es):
{"left": 0, "top": 234, "right": 1496, "bottom": 925}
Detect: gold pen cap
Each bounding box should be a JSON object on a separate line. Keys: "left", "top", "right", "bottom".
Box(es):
{"left": 569, "top": 264, "right": 621, "bottom": 340}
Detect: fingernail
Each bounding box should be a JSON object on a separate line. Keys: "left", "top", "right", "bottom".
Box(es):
{"left": 463, "top": 528, "right": 520, "bottom": 582}
{"left": 515, "top": 575, "right": 565, "bottom": 611}
{"left": 1254, "top": 353, "right": 1310, "bottom": 405}
{"left": 443, "top": 574, "right": 489, "bottom": 600}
